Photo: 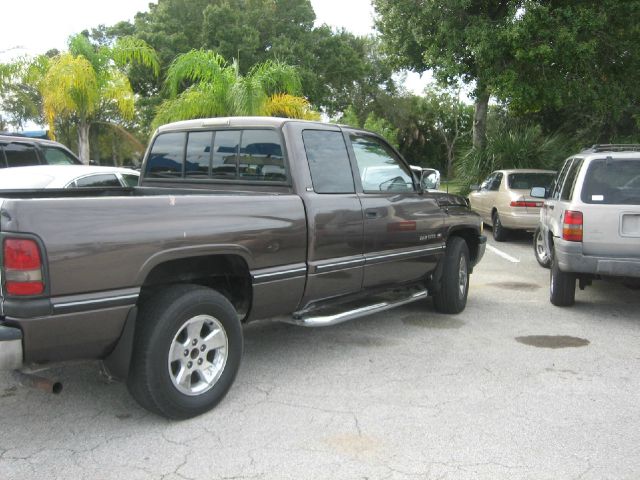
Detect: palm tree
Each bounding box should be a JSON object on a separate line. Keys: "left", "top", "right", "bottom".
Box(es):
{"left": 153, "top": 50, "right": 318, "bottom": 128}
{"left": 39, "top": 34, "right": 159, "bottom": 163}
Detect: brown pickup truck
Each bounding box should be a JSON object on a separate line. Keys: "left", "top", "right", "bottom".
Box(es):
{"left": 0, "top": 117, "right": 485, "bottom": 418}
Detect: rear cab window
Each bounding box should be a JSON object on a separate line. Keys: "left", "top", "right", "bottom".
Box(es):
{"left": 145, "top": 129, "right": 288, "bottom": 184}
{"left": 581, "top": 158, "right": 640, "bottom": 205}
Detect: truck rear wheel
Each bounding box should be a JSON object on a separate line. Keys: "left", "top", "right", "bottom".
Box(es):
{"left": 550, "top": 252, "right": 576, "bottom": 306}
{"left": 433, "top": 237, "right": 470, "bottom": 314}
{"left": 127, "top": 285, "right": 243, "bottom": 419}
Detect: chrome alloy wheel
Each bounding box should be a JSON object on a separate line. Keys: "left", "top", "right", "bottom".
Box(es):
{"left": 167, "top": 315, "right": 228, "bottom": 396}
{"left": 458, "top": 255, "right": 468, "bottom": 298}
{"left": 535, "top": 229, "right": 549, "bottom": 264}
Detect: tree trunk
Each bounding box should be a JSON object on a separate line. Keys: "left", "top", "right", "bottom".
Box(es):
{"left": 77, "top": 120, "right": 91, "bottom": 165}
{"left": 472, "top": 86, "right": 490, "bottom": 151}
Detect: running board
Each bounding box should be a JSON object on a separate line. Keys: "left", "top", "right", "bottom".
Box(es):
{"left": 281, "top": 287, "right": 428, "bottom": 328}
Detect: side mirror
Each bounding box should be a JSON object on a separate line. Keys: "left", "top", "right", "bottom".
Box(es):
{"left": 530, "top": 186, "right": 547, "bottom": 198}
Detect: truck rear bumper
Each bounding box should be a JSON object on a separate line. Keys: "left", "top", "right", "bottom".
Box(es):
{"left": 555, "top": 239, "right": 640, "bottom": 277}
{"left": 0, "top": 325, "right": 23, "bottom": 371}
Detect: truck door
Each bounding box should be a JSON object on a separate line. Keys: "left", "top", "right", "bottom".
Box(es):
{"left": 346, "top": 132, "right": 445, "bottom": 289}
{"left": 295, "top": 128, "right": 365, "bottom": 307}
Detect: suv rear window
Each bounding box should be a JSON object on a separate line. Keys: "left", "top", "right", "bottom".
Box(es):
{"left": 507, "top": 173, "right": 555, "bottom": 190}
{"left": 3, "top": 143, "right": 40, "bottom": 167}
{"left": 581, "top": 158, "right": 640, "bottom": 205}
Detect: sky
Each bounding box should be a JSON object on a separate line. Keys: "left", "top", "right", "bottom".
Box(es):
{"left": 0, "top": 0, "right": 430, "bottom": 94}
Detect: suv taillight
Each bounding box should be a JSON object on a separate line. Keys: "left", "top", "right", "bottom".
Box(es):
{"left": 562, "top": 210, "right": 583, "bottom": 242}
{"left": 3, "top": 238, "right": 45, "bottom": 295}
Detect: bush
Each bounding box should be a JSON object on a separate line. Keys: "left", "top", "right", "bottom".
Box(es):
{"left": 456, "top": 121, "right": 575, "bottom": 195}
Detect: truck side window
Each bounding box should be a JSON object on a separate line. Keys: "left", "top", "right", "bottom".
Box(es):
{"left": 42, "top": 147, "right": 78, "bottom": 165}
{"left": 552, "top": 158, "right": 572, "bottom": 199}
{"left": 350, "top": 134, "right": 414, "bottom": 193}
{"left": 238, "top": 130, "right": 286, "bottom": 182}
{"left": 185, "top": 131, "right": 213, "bottom": 178}
{"left": 4, "top": 143, "right": 40, "bottom": 167}
{"left": 303, "top": 130, "right": 355, "bottom": 194}
{"left": 146, "top": 132, "right": 186, "bottom": 178}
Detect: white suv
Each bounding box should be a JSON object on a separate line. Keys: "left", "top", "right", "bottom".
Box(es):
{"left": 533, "top": 145, "right": 640, "bottom": 306}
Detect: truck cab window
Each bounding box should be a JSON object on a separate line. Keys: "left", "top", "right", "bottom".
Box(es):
{"left": 238, "top": 130, "right": 286, "bottom": 182}
{"left": 303, "top": 130, "right": 355, "bottom": 193}
{"left": 349, "top": 134, "right": 414, "bottom": 193}
{"left": 4, "top": 143, "right": 39, "bottom": 167}
{"left": 146, "top": 132, "right": 186, "bottom": 178}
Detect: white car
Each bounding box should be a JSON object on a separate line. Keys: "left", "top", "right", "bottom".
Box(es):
{"left": 0, "top": 165, "right": 140, "bottom": 189}
{"left": 468, "top": 169, "right": 556, "bottom": 241}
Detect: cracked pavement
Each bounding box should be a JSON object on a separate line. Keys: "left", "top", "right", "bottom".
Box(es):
{"left": 1, "top": 232, "right": 640, "bottom": 479}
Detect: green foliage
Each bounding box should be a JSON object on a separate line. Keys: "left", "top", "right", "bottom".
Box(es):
{"left": 456, "top": 115, "right": 575, "bottom": 194}
{"left": 153, "top": 50, "right": 316, "bottom": 128}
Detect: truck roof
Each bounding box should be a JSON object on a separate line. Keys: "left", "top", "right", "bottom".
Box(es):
{"left": 156, "top": 116, "right": 328, "bottom": 133}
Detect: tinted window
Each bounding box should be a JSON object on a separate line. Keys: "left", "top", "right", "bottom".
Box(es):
{"left": 488, "top": 173, "right": 503, "bottom": 191}
{"left": 145, "top": 133, "right": 185, "bottom": 178}
{"left": 581, "top": 158, "right": 640, "bottom": 205}
{"left": 508, "top": 173, "right": 555, "bottom": 190}
{"left": 4, "top": 144, "right": 39, "bottom": 167}
{"left": 42, "top": 147, "right": 79, "bottom": 165}
{"left": 238, "top": 130, "right": 286, "bottom": 182}
{"left": 122, "top": 174, "right": 139, "bottom": 187}
{"left": 303, "top": 130, "right": 355, "bottom": 194}
{"left": 560, "top": 159, "right": 583, "bottom": 200}
{"left": 73, "top": 174, "right": 122, "bottom": 188}
{"left": 185, "top": 132, "right": 212, "bottom": 177}
{"left": 212, "top": 131, "right": 240, "bottom": 179}
{"left": 552, "top": 159, "right": 573, "bottom": 199}
{"left": 350, "top": 134, "right": 413, "bottom": 192}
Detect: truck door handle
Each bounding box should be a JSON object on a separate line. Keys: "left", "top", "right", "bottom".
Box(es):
{"left": 365, "top": 209, "right": 379, "bottom": 219}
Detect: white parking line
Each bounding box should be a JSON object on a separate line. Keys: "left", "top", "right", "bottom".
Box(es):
{"left": 487, "top": 245, "right": 520, "bottom": 263}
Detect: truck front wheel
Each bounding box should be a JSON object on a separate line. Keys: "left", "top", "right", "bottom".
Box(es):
{"left": 550, "top": 251, "right": 576, "bottom": 306}
{"left": 127, "top": 285, "right": 243, "bottom": 419}
{"left": 433, "top": 237, "right": 470, "bottom": 314}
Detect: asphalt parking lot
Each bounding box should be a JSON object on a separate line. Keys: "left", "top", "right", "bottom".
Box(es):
{"left": 1, "top": 232, "right": 639, "bottom": 480}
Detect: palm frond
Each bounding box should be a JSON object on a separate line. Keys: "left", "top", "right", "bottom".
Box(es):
{"left": 112, "top": 36, "right": 160, "bottom": 77}
{"left": 231, "top": 76, "right": 268, "bottom": 116}
{"left": 249, "top": 60, "right": 302, "bottom": 96}
{"left": 264, "top": 93, "right": 320, "bottom": 120}
{"left": 164, "top": 50, "right": 229, "bottom": 97}
{"left": 40, "top": 53, "right": 99, "bottom": 136}
{"left": 101, "top": 70, "right": 135, "bottom": 120}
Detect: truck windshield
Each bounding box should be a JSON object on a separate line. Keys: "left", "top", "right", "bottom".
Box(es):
{"left": 581, "top": 158, "right": 640, "bottom": 205}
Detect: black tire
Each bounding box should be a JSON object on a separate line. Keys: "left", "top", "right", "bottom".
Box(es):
{"left": 492, "top": 210, "right": 508, "bottom": 242}
{"left": 550, "top": 251, "right": 576, "bottom": 306}
{"left": 127, "top": 284, "right": 243, "bottom": 419}
{"left": 433, "top": 237, "right": 470, "bottom": 314}
{"left": 533, "top": 226, "right": 551, "bottom": 268}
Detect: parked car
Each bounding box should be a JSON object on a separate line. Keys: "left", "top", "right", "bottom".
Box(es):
{"left": 0, "top": 165, "right": 139, "bottom": 189}
{"left": 0, "top": 116, "right": 486, "bottom": 419}
{"left": 0, "top": 135, "right": 82, "bottom": 167}
{"left": 411, "top": 165, "right": 441, "bottom": 190}
{"left": 468, "top": 169, "right": 556, "bottom": 241}
{"left": 532, "top": 144, "right": 640, "bottom": 306}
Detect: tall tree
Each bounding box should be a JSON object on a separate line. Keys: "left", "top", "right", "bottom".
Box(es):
{"left": 374, "top": 0, "right": 519, "bottom": 151}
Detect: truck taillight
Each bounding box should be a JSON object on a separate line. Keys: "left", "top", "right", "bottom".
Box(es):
{"left": 562, "top": 210, "right": 583, "bottom": 242}
{"left": 3, "top": 238, "right": 44, "bottom": 295}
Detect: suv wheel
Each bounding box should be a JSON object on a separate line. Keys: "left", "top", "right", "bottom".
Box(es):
{"left": 533, "top": 227, "right": 551, "bottom": 268}
{"left": 550, "top": 251, "right": 576, "bottom": 306}
{"left": 127, "top": 284, "right": 243, "bottom": 419}
{"left": 492, "top": 211, "right": 508, "bottom": 242}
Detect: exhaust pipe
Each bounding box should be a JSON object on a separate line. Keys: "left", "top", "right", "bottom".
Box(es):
{"left": 12, "top": 370, "right": 63, "bottom": 394}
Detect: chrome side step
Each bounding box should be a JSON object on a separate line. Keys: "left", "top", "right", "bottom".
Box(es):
{"left": 281, "top": 287, "right": 428, "bottom": 328}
